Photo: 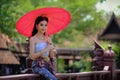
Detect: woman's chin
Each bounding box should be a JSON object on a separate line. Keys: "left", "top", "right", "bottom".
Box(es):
{"left": 42, "top": 32, "right": 46, "bottom": 35}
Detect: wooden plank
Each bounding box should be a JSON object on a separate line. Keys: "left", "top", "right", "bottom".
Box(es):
{"left": 0, "top": 74, "right": 40, "bottom": 80}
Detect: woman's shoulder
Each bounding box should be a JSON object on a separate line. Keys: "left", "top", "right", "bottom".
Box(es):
{"left": 46, "top": 36, "right": 52, "bottom": 41}
{"left": 29, "top": 35, "right": 36, "bottom": 42}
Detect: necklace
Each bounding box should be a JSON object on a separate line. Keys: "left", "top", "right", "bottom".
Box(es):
{"left": 36, "top": 35, "right": 45, "bottom": 40}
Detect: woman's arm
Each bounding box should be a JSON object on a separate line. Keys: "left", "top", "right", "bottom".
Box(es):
{"left": 48, "top": 37, "right": 57, "bottom": 58}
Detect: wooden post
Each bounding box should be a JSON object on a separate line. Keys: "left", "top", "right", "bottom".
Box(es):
{"left": 103, "top": 44, "right": 116, "bottom": 80}
{"left": 92, "top": 41, "right": 104, "bottom": 71}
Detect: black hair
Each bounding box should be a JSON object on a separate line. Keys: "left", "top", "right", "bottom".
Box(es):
{"left": 32, "top": 16, "right": 48, "bottom": 36}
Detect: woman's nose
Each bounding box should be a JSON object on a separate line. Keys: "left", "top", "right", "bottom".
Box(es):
{"left": 43, "top": 26, "right": 46, "bottom": 28}
{"left": 41, "top": 25, "right": 46, "bottom": 28}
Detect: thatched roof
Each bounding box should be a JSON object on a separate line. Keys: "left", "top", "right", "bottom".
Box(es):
{"left": 10, "top": 42, "right": 27, "bottom": 57}
{"left": 0, "top": 32, "right": 27, "bottom": 57}
{"left": 0, "top": 32, "right": 20, "bottom": 65}
{"left": 15, "top": 43, "right": 27, "bottom": 52}
{"left": 0, "top": 33, "right": 8, "bottom": 48}
{"left": 0, "top": 49, "right": 20, "bottom": 65}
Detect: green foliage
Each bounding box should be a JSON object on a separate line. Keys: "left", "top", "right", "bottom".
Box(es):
{"left": 79, "top": 52, "right": 92, "bottom": 71}
{"left": 108, "top": 43, "right": 120, "bottom": 69}
{"left": 51, "top": 0, "right": 106, "bottom": 47}
{"left": 0, "top": 0, "right": 106, "bottom": 45}
{"left": 99, "top": 0, "right": 106, "bottom": 3}
{"left": 0, "top": 0, "right": 27, "bottom": 42}
{"left": 57, "top": 52, "right": 92, "bottom": 73}
{"left": 57, "top": 58, "right": 67, "bottom": 73}
{"left": 69, "top": 52, "right": 92, "bottom": 72}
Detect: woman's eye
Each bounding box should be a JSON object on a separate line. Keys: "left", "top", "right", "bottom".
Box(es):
{"left": 40, "top": 24, "right": 43, "bottom": 26}
{"left": 45, "top": 24, "right": 47, "bottom": 26}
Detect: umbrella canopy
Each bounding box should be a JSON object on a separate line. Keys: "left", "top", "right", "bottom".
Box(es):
{"left": 16, "top": 7, "right": 71, "bottom": 37}
{"left": 0, "top": 32, "right": 20, "bottom": 65}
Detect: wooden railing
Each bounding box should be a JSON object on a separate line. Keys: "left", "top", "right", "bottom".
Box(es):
{"left": 0, "top": 70, "right": 120, "bottom": 80}
{"left": 57, "top": 70, "right": 110, "bottom": 80}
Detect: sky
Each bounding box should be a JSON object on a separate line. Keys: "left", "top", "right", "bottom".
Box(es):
{"left": 96, "top": 0, "right": 120, "bottom": 15}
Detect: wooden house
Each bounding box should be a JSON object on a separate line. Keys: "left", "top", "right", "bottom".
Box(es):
{"left": 98, "top": 13, "right": 120, "bottom": 42}
{"left": 0, "top": 32, "right": 20, "bottom": 76}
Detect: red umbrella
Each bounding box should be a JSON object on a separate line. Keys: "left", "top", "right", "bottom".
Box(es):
{"left": 16, "top": 7, "right": 71, "bottom": 37}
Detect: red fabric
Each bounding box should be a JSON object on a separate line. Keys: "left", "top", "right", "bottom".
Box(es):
{"left": 16, "top": 7, "right": 71, "bottom": 37}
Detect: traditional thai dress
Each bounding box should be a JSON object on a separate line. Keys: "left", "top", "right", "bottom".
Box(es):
{"left": 32, "top": 42, "right": 57, "bottom": 80}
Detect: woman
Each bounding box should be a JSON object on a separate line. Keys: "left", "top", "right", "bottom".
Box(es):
{"left": 29, "top": 16, "right": 57, "bottom": 80}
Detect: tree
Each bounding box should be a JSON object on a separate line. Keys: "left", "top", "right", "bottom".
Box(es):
{"left": 0, "top": 0, "right": 106, "bottom": 45}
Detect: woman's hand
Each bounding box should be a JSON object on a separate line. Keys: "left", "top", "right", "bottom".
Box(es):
{"left": 44, "top": 43, "right": 54, "bottom": 52}
{"left": 46, "top": 37, "right": 57, "bottom": 58}
{"left": 49, "top": 49, "right": 57, "bottom": 58}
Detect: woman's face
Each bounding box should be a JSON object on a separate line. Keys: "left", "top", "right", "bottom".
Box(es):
{"left": 36, "top": 20, "right": 48, "bottom": 34}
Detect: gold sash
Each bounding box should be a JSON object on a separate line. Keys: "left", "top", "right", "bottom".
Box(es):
{"left": 43, "top": 56, "right": 50, "bottom": 62}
